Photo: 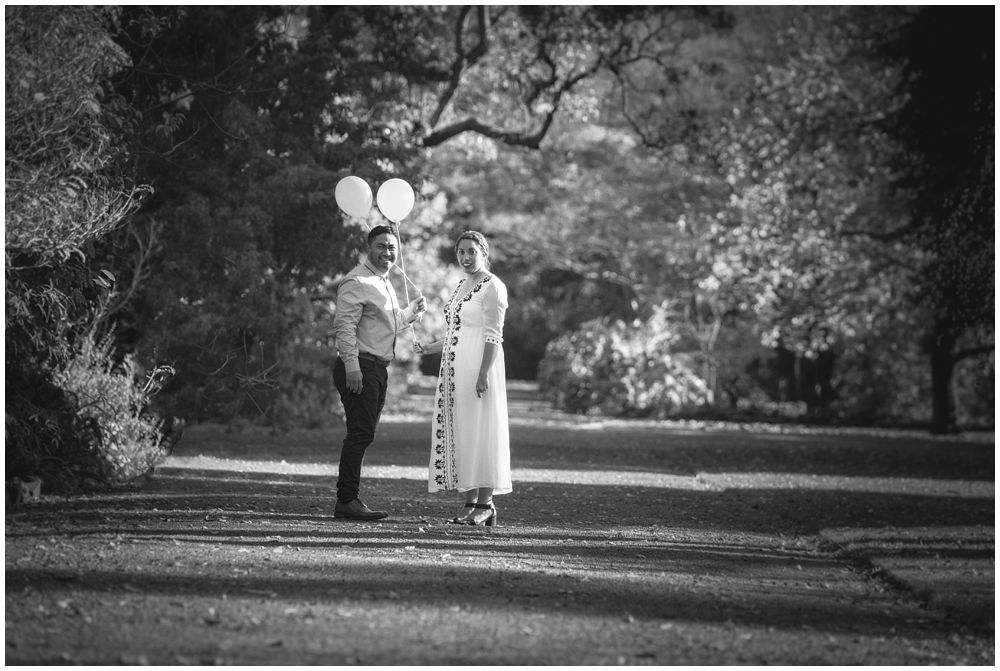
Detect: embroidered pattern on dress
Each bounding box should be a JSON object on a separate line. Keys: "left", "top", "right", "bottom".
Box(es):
{"left": 431, "top": 276, "right": 492, "bottom": 490}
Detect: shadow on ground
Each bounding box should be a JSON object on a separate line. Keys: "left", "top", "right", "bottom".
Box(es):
{"left": 5, "top": 407, "right": 994, "bottom": 664}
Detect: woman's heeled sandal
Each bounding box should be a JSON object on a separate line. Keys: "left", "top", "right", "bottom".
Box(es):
{"left": 448, "top": 502, "right": 476, "bottom": 524}
{"left": 467, "top": 502, "right": 498, "bottom": 527}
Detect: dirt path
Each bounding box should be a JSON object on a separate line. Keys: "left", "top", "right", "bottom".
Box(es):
{"left": 5, "top": 380, "right": 994, "bottom": 664}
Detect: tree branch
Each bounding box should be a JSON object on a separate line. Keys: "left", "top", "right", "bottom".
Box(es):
{"left": 97, "top": 218, "right": 162, "bottom": 325}
{"left": 423, "top": 37, "right": 602, "bottom": 149}
{"left": 422, "top": 117, "right": 537, "bottom": 148}
{"left": 428, "top": 6, "right": 490, "bottom": 129}
{"left": 422, "top": 6, "right": 630, "bottom": 149}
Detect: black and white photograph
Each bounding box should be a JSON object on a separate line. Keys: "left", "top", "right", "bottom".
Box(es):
{"left": 5, "top": 4, "right": 994, "bottom": 666}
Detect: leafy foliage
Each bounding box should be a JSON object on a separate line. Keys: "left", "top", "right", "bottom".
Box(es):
{"left": 105, "top": 6, "right": 434, "bottom": 427}
{"left": 97, "top": 6, "right": 746, "bottom": 425}
{"left": 24, "top": 5, "right": 982, "bottom": 434}
{"left": 5, "top": 6, "right": 170, "bottom": 491}
{"left": 878, "top": 6, "right": 994, "bottom": 432}
{"left": 5, "top": 6, "right": 149, "bottom": 262}
{"left": 425, "top": 7, "right": 991, "bottom": 430}
{"left": 51, "top": 334, "right": 171, "bottom": 487}
{"left": 700, "top": 7, "right": 993, "bottom": 431}
{"left": 538, "top": 307, "right": 712, "bottom": 417}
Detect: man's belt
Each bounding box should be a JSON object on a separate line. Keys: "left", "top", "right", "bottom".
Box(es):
{"left": 358, "top": 352, "right": 391, "bottom": 367}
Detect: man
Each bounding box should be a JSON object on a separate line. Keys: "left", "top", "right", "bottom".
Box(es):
{"left": 331, "top": 225, "right": 426, "bottom": 520}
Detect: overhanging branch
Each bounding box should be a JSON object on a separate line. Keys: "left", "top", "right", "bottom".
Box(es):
{"left": 422, "top": 117, "right": 546, "bottom": 148}
{"left": 428, "top": 6, "right": 490, "bottom": 129}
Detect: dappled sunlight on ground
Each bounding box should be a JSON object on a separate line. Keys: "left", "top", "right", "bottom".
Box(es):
{"left": 160, "top": 454, "right": 994, "bottom": 499}
{"left": 8, "top": 380, "right": 990, "bottom": 665}
{"left": 7, "top": 461, "right": 993, "bottom": 664}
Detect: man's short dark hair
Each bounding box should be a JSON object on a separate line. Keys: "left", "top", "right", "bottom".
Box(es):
{"left": 368, "top": 224, "right": 398, "bottom": 244}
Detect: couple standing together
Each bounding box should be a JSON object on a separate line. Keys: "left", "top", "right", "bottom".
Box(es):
{"left": 330, "top": 226, "right": 511, "bottom": 526}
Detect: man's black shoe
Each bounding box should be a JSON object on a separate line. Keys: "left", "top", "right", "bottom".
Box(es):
{"left": 334, "top": 498, "right": 389, "bottom": 521}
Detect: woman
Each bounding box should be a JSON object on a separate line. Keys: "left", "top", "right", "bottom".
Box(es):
{"left": 414, "top": 231, "right": 511, "bottom": 526}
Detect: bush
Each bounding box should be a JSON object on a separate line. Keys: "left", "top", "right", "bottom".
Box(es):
{"left": 5, "top": 6, "right": 164, "bottom": 493}
{"left": 6, "top": 256, "right": 100, "bottom": 492}
{"left": 954, "top": 353, "right": 994, "bottom": 430}
{"left": 269, "top": 338, "right": 343, "bottom": 431}
{"left": 827, "top": 327, "right": 932, "bottom": 427}
{"left": 537, "top": 312, "right": 712, "bottom": 418}
{"left": 49, "top": 333, "right": 171, "bottom": 488}
{"left": 5, "top": 368, "right": 104, "bottom": 494}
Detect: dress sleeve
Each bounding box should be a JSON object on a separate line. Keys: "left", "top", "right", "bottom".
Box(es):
{"left": 482, "top": 279, "right": 508, "bottom": 345}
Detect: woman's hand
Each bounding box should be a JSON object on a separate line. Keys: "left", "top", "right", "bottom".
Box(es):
{"left": 476, "top": 373, "right": 489, "bottom": 398}
{"left": 416, "top": 339, "right": 444, "bottom": 355}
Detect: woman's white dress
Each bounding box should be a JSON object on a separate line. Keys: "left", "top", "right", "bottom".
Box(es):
{"left": 429, "top": 274, "right": 512, "bottom": 495}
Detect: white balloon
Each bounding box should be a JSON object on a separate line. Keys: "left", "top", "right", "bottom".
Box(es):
{"left": 335, "top": 176, "right": 373, "bottom": 218}
{"left": 376, "top": 178, "right": 415, "bottom": 223}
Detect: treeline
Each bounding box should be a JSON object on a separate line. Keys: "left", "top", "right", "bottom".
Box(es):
{"left": 5, "top": 6, "right": 993, "bottom": 490}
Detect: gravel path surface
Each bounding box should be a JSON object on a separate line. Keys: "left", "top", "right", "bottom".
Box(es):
{"left": 5, "top": 380, "right": 994, "bottom": 665}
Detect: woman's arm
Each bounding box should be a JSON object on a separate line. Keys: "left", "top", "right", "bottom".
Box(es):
{"left": 476, "top": 280, "right": 507, "bottom": 397}
{"left": 413, "top": 338, "right": 444, "bottom": 355}
{"left": 476, "top": 342, "right": 499, "bottom": 397}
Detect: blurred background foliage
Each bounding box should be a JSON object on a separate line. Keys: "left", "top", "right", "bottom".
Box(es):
{"left": 5, "top": 6, "right": 993, "bottom": 489}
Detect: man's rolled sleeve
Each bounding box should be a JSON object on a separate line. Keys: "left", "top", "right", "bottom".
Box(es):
{"left": 399, "top": 304, "right": 419, "bottom": 328}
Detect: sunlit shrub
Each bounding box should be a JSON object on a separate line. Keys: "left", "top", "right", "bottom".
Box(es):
{"left": 51, "top": 333, "right": 171, "bottom": 487}
{"left": 537, "top": 312, "right": 712, "bottom": 418}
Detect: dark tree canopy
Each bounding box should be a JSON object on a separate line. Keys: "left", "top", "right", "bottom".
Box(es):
{"left": 7, "top": 5, "right": 991, "bottom": 442}
{"left": 881, "top": 6, "right": 994, "bottom": 432}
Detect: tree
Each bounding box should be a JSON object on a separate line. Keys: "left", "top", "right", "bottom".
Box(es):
{"left": 106, "top": 6, "right": 421, "bottom": 425}
{"left": 323, "top": 5, "right": 734, "bottom": 150}
{"left": 590, "top": 5, "right": 991, "bottom": 428}
{"left": 695, "top": 8, "right": 916, "bottom": 417}
{"left": 105, "top": 6, "right": 739, "bottom": 419}
{"left": 90, "top": 5, "right": 990, "bottom": 430}
{"left": 420, "top": 8, "right": 783, "bottom": 394}
{"left": 5, "top": 7, "right": 148, "bottom": 263}
{"left": 6, "top": 6, "right": 168, "bottom": 490}
{"left": 880, "top": 7, "right": 994, "bottom": 433}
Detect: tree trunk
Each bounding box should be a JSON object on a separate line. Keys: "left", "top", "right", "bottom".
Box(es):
{"left": 929, "top": 318, "right": 958, "bottom": 434}
{"left": 774, "top": 344, "right": 797, "bottom": 402}
{"left": 800, "top": 355, "right": 820, "bottom": 414}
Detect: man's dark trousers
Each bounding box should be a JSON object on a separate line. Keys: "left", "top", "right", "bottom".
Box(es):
{"left": 332, "top": 356, "right": 388, "bottom": 504}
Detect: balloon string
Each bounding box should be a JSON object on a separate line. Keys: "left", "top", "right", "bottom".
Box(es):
{"left": 348, "top": 213, "right": 419, "bottom": 337}
{"left": 357, "top": 216, "right": 416, "bottom": 298}
{"left": 396, "top": 235, "right": 411, "bottom": 305}
{"left": 391, "top": 264, "right": 421, "bottom": 301}
{"left": 392, "top": 222, "right": 420, "bottom": 338}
